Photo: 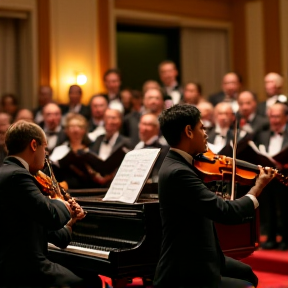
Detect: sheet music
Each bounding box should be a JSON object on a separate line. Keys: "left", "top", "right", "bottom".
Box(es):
{"left": 103, "top": 148, "right": 161, "bottom": 203}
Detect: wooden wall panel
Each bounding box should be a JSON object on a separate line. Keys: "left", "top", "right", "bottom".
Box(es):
{"left": 230, "top": 0, "right": 247, "bottom": 87}
{"left": 96, "top": 0, "right": 112, "bottom": 92}
{"left": 37, "top": 0, "right": 50, "bottom": 86}
{"left": 115, "top": 0, "right": 232, "bottom": 21}
{"left": 262, "top": 0, "right": 281, "bottom": 74}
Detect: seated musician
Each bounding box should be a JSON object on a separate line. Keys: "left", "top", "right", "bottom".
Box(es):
{"left": 153, "top": 104, "right": 276, "bottom": 288}
{"left": 50, "top": 113, "right": 96, "bottom": 189}
{"left": 0, "top": 120, "right": 102, "bottom": 288}
{"left": 89, "top": 108, "right": 131, "bottom": 186}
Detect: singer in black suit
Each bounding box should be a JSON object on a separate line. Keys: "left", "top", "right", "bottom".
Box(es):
{"left": 0, "top": 121, "right": 100, "bottom": 287}
{"left": 254, "top": 102, "right": 288, "bottom": 250}
{"left": 153, "top": 104, "right": 275, "bottom": 288}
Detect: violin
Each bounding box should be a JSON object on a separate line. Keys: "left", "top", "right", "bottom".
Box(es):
{"left": 34, "top": 158, "right": 87, "bottom": 216}
{"left": 34, "top": 169, "right": 70, "bottom": 201}
{"left": 194, "top": 149, "right": 288, "bottom": 187}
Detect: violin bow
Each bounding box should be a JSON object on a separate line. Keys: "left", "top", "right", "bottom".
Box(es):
{"left": 231, "top": 118, "right": 238, "bottom": 200}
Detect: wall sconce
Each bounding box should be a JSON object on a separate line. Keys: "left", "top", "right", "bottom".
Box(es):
{"left": 76, "top": 73, "right": 87, "bottom": 85}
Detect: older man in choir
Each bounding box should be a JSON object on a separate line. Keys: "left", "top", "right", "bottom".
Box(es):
{"left": 33, "top": 85, "right": 53, "bottom": 125}
{"left": 255, "top": 102, "right": 288, "bottom": 250}
{"left": 42, "top": 103, "right": 67, "bottom": 153}
{"left": 207, "top": 102, "right": 235, "bottom": 151}
{"left": 88, "top": 94, "right": 108, "bottom": 141}
{"left": 236, "top": 91, "right": 269, "bottom": 138}
{"left": 208, "top": 72, "right": 242, "bottom": 112}
{"left": 257, "top": 73, "right": 287, "bottom": 116}
{"left": 134, "top": 113, "right": 169, "bottom": 182}
{"left": 123, "top": 88, "right": 165, "bottom": 148}
{"left": 158, "top": 60, "right": 183, "bottom": 105}
{"left": 89, "top": 108, "right": 131, "bottom": 186}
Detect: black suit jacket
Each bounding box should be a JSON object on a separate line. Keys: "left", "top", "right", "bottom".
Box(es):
{"left": 236, "top": 113, "right": 269, "bottom": 140}
{"left": 257, "top": 101, "right": 267, "bottom": 117}
{"left": 208, "top": 91, "right": 226, "bottom": 106}
{"left": 255, "top": 125, "right": 288, "bottom": 152}
{"left": 90, "top": 133, "right": 132, "bottom": 155}
{"left": 154, "top": 150, "right": 255, "bottom": 288}
{"left": 60, "top": 104, "right": 90, "bottom": 120}
{"left": 0, "top": 157, "right": 79, "bottom": 287}
{"left": 122, "top": 111, "right": 141, "bottom": 148}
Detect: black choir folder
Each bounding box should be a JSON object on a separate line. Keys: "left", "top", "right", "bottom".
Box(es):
{"left": 103, "top": 148, "right": 161, "bottom": 203}
{"left": 58, "top": 146, "right": 130, "bottom": 176}
{"left": 237, "top": 141, "right": 288, "bottom": 168}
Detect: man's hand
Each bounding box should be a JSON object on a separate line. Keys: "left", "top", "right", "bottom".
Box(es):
{"left": 69, "top": 198, "right": 86, "bottom": 218}
{"left": 248, "top": 166, "right": 276, "bottom": 198}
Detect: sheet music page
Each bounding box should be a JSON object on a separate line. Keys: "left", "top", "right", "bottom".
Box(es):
{"left": 103, "top": 148, "right": 161, "bottom": 203}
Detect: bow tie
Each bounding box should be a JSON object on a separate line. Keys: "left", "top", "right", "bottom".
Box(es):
{"left": 270, "top": 131, "right": 283, "bottom": 136}
{"left": 102, "top": 138, "right": 110, "bottom": 144}
{"left": 46, "top": 131, "right": 57, "bottom": 136}
{"left": 215, "top": 132, "right": 226, "bottom": 139}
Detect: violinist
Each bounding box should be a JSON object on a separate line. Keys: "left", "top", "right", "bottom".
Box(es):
{"left": 153, "top": 104, "right": 276, "bottom": 288}
{"left": 0, "top": 121, "right": 102, "bottom": 288}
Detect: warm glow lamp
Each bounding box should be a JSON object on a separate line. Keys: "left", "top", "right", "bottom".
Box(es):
{"left": 76, "top": 73, "right": 87, "bottom": 85}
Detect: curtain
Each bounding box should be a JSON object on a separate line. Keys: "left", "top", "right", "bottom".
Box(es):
{"left": 0, "top": 18, "right": 18, "bottom": 99}
{"left": 181, "top": 27, "right": 230, "bottom": 98}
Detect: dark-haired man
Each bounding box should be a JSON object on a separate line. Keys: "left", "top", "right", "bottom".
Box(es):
{"left": 209, "top": 72, "right": 242, "bottom": 112}
{"left": 60, "top": 85, "right": 90, "bottom": 120}
{"left": 0, "top": 121, "right": 103, "bottom": 287}
{"left": 158, "top": 60, "right": 183, "bottom": 105}
{"left": 153, "top": 104, "right": 275, "bottom": 288}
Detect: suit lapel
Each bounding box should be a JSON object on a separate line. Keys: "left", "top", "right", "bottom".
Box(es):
{"left": 282, "top": 126, "right": 288, "bottom": 148}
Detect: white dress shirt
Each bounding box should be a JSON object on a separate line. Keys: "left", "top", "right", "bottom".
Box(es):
{"left": 98, "top": 132, "right": 119, "bottom": 161}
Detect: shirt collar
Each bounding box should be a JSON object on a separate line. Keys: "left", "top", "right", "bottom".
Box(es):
{"left": 215, "top": 124, "right": 229, "bottom": 136}
{"left": 105, "top": 131, "right": 119, "bottom": 146}
{"left": 248, "top": 112, "right": 256, "bottom": 122}
{"left": 44, "top": 125, "right": 61, "bottom": 133}
{"left": 69, "top": 103, "right": 81, "bottom": 113}
{"left": 170, "top": 147, "right": 193, "bottom": 165}
{"left": 145, "top": 135, "right": 159, "bottom": 145}
{"left": 9, "top": 156, "right": 29, "bottom": 171}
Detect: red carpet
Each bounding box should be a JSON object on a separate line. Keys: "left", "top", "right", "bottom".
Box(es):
{"left": 242, "top": 238, "right": 288, "bottom": 288}
{"left": 100, "top": 237, "right": 288, "bottom": 287}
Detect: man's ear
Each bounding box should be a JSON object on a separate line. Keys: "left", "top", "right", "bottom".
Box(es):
{"left": 30, "top": 139, "right": 37, "bottom": 152}
{"left": 184, "top": 125, "right": 193, "bottom": 139}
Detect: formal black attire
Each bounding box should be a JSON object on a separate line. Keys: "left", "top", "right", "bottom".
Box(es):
{"left": 153, "top": 150, "right": 257, "bottom": 288}
{"left": 44, "top": 127, "right": 68, "bottom": 154}
{"left": 254, "top": 126, "right": 288, "bottom": 247}
{"left": 50, "top": 142, "right": 98, "bottom": 189}
{"left": 122, "top": 111, "right": 141, "bottom": 148}
{"left": 235, "top": 113, "right": 269, "bottom": 141}
{"left": 0, "top": 145, "right": 7, "bottom": 166}
{"left": 0, "top": 157, "right": 82, "bottom": 287}
{"left": 162, "top": 84, "right": 183, "bottom": 105}
{"left": 208, "top": 91, "right": 226, "bottom": 106}
{"left": 60, "top": 104, "right": 90, "bottom": 120}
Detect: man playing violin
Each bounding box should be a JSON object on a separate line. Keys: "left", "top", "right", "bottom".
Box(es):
{"left": 0, "top": 121, "right": 102, "bottom": 288}
{"left": 153, "top": 104, "right": 276, "bottom": 288}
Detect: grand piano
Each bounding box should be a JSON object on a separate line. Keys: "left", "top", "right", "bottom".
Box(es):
{"left": 48, "top": 183, "right": 259, "bottom": 288}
